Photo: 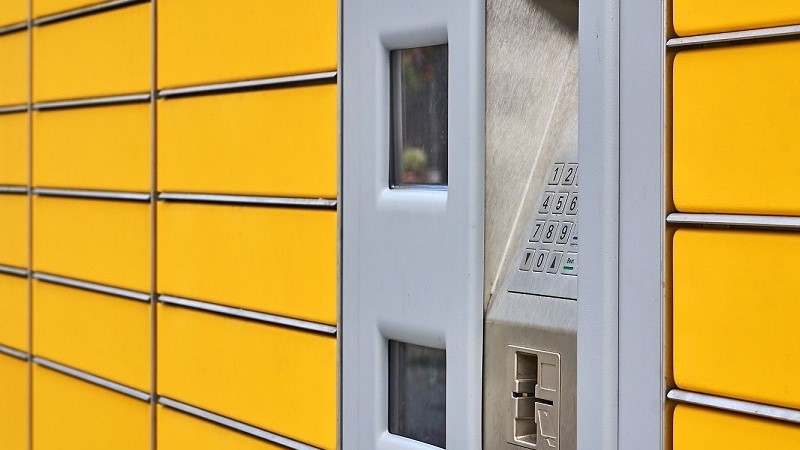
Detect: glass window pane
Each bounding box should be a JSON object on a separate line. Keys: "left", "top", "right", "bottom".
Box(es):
{"left": 390, "top": 44, "right": 448, "bottom": 188}
{"left": 388, "top": 340, "right": 446, "bottom": 448}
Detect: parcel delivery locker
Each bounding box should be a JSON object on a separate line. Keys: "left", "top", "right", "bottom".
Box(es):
{"left": 483, "top": 0, "right": 578, "bottom": 448}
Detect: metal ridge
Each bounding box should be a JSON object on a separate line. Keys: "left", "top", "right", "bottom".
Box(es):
{"left": 33, "top": 188, "right": 150, "bottom": 201}
{"left": 668, "top": 389, "right": 800, "bottom": 424}
{"left": 0, "top": 264, "right": 29, "bottom": 277}
{"left": 158, "top": 192, "right": 337, "bottom": 208}
{"left": 34, "top": 0, "right": 149, "bottom": 26}
{"left": 34, "top": 272, "right": 151, "bottom": 302}
{"left": 34, "top": 357, "right": 150, "bottom": 401}
{"left": 0, "top": 344, "right": 28, "bottom": 361}
{"left": 667, "top": 24, "right": 800, "bottom": 48}
{"left": 158, "top": 71, "right": 338, "bottom": 98}
{"left": 34, "top": 93, "right": 150, "bottom": 110}
{"left": 667, "top": 212, "right": 800, "bottom": 230}
{"left": 0, "top": 104, "right": 27, "bottom": 114}
{"left": 158, "top": 294, "right": 338, "bottom": 335}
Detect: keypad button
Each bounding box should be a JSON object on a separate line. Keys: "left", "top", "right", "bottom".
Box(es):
{"left": 570, "top": 223, "right": 578, "bottom": 246}
{"left": 532, "top": 250, "right": 549, "bottom": 272}
{"left": 556, "top": 221, "right": 574, "bottom": 245}
{"left": 542, "top": 220, "right": 559, "bottom": 243}
{"left": 548, "top": 163, "right": 565, "bottom": 185}
{"left": 566, "top": 192, "right": 578, "bottom": 215}
{"left": 519, "top": 249, "right": 535, "bottom": 271}
{"left": 561, "top": 252, "right": 578, "bottom": 276}
{"left": 553, "top": 192, "right": 569, "bottom": 214}
{"left": 546, "top": 251, "right": 563, "bottom": 274}
{"left": 538, "top": 191, "right": 556, "bottom": 214}
{"left": 529, "top": 220, "right": 546, "bottom": 242}
{"left": 562, "top": 164, "right": 577, "bottom": 185}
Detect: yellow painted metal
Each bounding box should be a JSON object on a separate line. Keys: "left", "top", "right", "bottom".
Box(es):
{"left": 0, "top": 31, "right": 27, "bottom": 106}
{"left": 33, "top": 197, "right": 150, "bottom": 291}
{"left": 673, "top": 405, "right": 800, "bottom": 449}
{"left": 673, "top": 0, "right": 800, "bottom": 36}
{"left": 158, "top": 202, "right": 336, "bottom": 324}
{"left": 0, "top": 194, "right": 27, "bottom": 267}
{"left": 33, "top": 365, "right": 149, "bottom": 450}
{"left": 158, "top": 406, "right": 283, "bottom": 450}
{"left": 32, "top": 280, "right": 150, "bottom": 391}
{"left": 34, "top": 0, "right": 105, "bottom": 18}
{"left": 157, "top": 0, "right": 337, "bottom": 88}
{"left": 32, "top": 3, "right": 150, "bottom": 101}
{"left": 158, "top": 305, "right": 336, "bottom": 449}
{"left": 674, "top": 229, "right": 800, "bottom": 409}
{"left": 0, "top": 0, "right": 26, "bottom": 26}
{"left": 0, "top": 112, "right": 27, "bottom": 185}
{"left": 0, "top": 274, "right": 27, "bottom": 351}
{"left": 158, "top": 85, "right": 337, "bottom": 198}
{"left": 673, "top": 40, "right": 800, "bottom": 215}
{"left": 33, "top": 103, "right": 150, "bottom": 191}
{"left": 0, "top": 353, "right": 27, "bottom": 450}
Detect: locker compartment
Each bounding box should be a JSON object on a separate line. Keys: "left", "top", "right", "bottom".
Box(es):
{"left": 158, "top": 202, "right": 336, "bottom": 325}
{"left": 33, "top": 3, "right": 150, "bottom": 101}
{"left": 34, "top": 0, "right": 106, "bottom": 18}
{"left": 0, "top": 194, "right": 27, "bottom": 267}
{"left": 0, "top": 112, "right": 27, "bottom": 185}
{"left": 158, "top": 305, "right": 336, "bottom": 449}
{"left": 673, "top": 405, "right": 800, "bottom": 449}
{"left": 0, "top": 274, "right": 27, "bottom": 351}
{"left": 33, "top": 280, "right": 150, "bottom": 391}
{"left": 158, "top": 406, "right": 284, "bottom": 450}
{"left": 158, "top": 84, "right": 337, "bottom": 198}
{"left": 0, "top": 31, "right": 27, "bottom": 106}
{"left": 33, "top": 197, "right": 150, "bottom": 291}
{"left": 674, "top": 229, "right": 800, "bottom": 409}
{"left": 0, "top": 0, "right": 26, "bottom": 27}
{"left": 673, "top": 0, "right": 800, "bottom": 37}
{"left": 33, "top": 364, "right": 149, "bottom": 450}
{"left": 158, "top": 0, "right": 337, "bottom": 88}
{"left": 0, "top": 353, "right": 27, "bottom": 450}
{"left": 673, "top": 40, "right": 800, "bottom": 215}
{"left": 33, "top": 103, "right": 150, "bottom": 191}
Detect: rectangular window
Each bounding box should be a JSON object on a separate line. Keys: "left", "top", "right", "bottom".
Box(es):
{"left": 390, "top": 44, "right": 449, "bottom": 188}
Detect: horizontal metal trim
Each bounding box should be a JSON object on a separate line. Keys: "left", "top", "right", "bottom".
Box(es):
{"left": 33, "top": 93, "right": 150, "bottom": 110}
{"left": 158, "top": 295, "right": 338, "bottom": 335}
{"left": 0, "top": 104, "right": 28, "bottom": 114}
{"left": 0, "top": 22, "right": 27, "bottom": 36}
{"left": 667, "top": 212, "right": 800, "bottom": 230}
{"left": 668, "top": 389, "right": 800, "bottom": 424}
{"left": 667, "top": 24, "right": 800, "bottom": 48}
{"left": 34, "top": 357, "right": 150, "bottom": 401}
{"left": 158, "top": 71, "right": 338, "bottom": 98}
{"left": 0, "top": 344, "right": 28, "bottom": 361}
{"left": 158, "top": 192, "right": 337, "bottom": 208}
{"left": 34, "top": 272, "right": 150, "bottom": 302}
{"left": 158, "top": 397, "right": 320, "bottom": 450}
{"left": 34, "top": 0, "right": 149, "bottom": 26}
{"left": 33, "top": 188, "right": 150, "bottom": 201}
{"left": 0, "top": 264, "right": 29, "bottom": 277}
{"left": 0, "top": 185, "right": 28, "bottom": 194}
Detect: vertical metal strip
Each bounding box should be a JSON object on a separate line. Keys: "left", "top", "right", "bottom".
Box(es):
{"left": 26, "top": 1, "right": 33, "bottom": 449}
{"left": 149, "top": 0, "right": 158, "bottom": 449}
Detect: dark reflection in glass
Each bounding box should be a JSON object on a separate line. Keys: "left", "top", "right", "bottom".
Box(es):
{"left": 390, "top": 44, "right": 448, "bottom": 188}
{"left": 388, "top": 340, "right": 446, "bottom": 448}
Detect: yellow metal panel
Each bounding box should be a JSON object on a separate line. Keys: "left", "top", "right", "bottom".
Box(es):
{"left": 33, "top": 4, "right": 150, "bottom": 101}
{"left": 0, "top": 353, "right": 27, "bottom": 450}
{"left": 33, "top": 280, "right": 149, "bottom": 391}
{"left": 33, "top": 197, "right": 149, "bottom": 291}
{"left": 0, "top": 31, "right": 27, "bottom": 106}
{"left": 34, "top": 0, "right": 105, "bottom": 18}
{"left": 674, "top": 0, "right": 800, "bottom": 36}
{"left": 0, "top": 0, "right": 26, "bottom": 26}
{"left": 674, "top": 405, "right": 800, "bottom": 449}
{"left": 0, "top": 112, "right": 27, "bottom": 185}
{"left": 674, "top": 229, "right": 800, "bottom": 409}
{"left": 33, "top": 365, "right": 149, "bottom": 450}
{"left": 158, "top": 0, "right": 337, "bottom": 88}
{"left": 158, "top": 85, "right": 337, "bottom": 198}
{"left": 158, "top": 406, "right": 283, "bottom": 450}
{"left": 33, "top": 103, "right": 150, "bottom": 191}
{"left": 158, "top": 305, "right": 336, "bottom": 449}
{"left": 158, "top": 202, "right": 336, "bottom": 324}
{"left": 0, "top": 194, "right": 27, "bottom": 267}
{"left": 673, "top": 41, "right": 800, "bottom": 215}
{"left": 0, "top": 274, "right": 27, "bottom": 351}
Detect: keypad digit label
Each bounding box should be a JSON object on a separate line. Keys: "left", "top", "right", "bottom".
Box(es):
{"left": 553, "top": 192, "right": 569, "bottom": 214}
{"left": 566, "top": 193, "right": 578, "bottom": 215}
{"left": 556, "top": 222, "right": 573, "bottom": 244}
{"left": 532, "top": 250, "right": 549, "bottom": 272}
{"left": 562, "top": 164, "right": 577, "bottom": 185}
{"left": 542, "top": 220, "right": 559, "bottom": 243}
{"left": 548, "top": 163, "right": 565, "bottom": 185}
{"left": 539, "top": 191, "right": 556, "bottom": 214}
{"left": 530, "top": 220, "right": 546, "bottom": 242}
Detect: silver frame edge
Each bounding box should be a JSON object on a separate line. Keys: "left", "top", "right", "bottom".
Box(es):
{"left": 667, "top": 24, "right": 800, "bottom": 48}
{"left": 33, "top": 93, "right": 151, "bottom": 111}
{"left": 158, "top": 192, "right": 337, "bottom": 208}
{"left": 33, "top": 272, "right": 151, "bottom": 302}
{"left": 0, "top": 344, "right": 29, "bottom": 361}
{"left": 33, "top": 0, "right": 149, "bottom": 26}
{"left": 668, "top": 389, "right": 800, "bottom": 424}
{"left": 667, "top": 212, "right": 800, "bottom": 229}
{"left": 158, "top": 71, "right": 338, "bottom": 98}
{"left": 33, "top": 356, "right": 151, "bottom": 401}
{"left": 33, "top": 188, "right": 151, "bottom": 201}
{"left": 0, "top": 264, "right": 29, "bottom": 277}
